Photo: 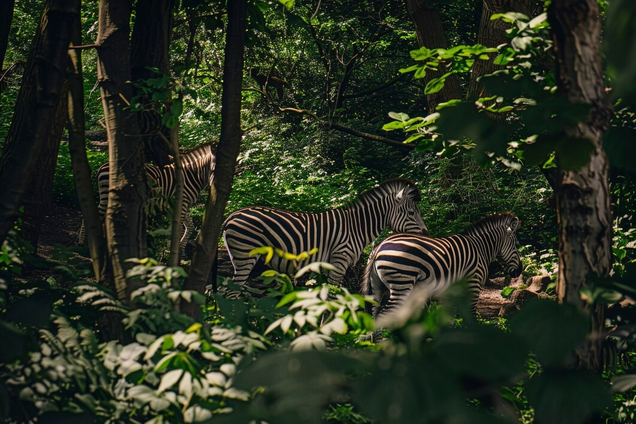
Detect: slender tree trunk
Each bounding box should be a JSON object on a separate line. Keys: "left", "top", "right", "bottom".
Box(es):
{"left": 0, "top": 0, "right": 15, "bottom": 69}
{"left": 468, "top": 0, "right": 541, "bottom": 99}
{"left": 0, "top": 0, "right": 78, "bottom": 245}
{"left": 68, "top": 2, "right": 105, "bottom": 282}
{"left": 20, "top": 80, "right": 68, "bottom": 250}
{"left": 167, "top": 124, "right": 184, "bottom": 267}
{"left": 183, "top": 0, "right": 247, "bottom": 318}
{"left": 406, "top": 0, "right": 462, "bottom": 112}
{"left": 97, "top": 0, "right": 147, "bottom": 303}
{"left": 130, "top": 0, "right": 175, "bottom": 166}
{"left": 549, "top": 0, "right": 613, "bottom": 372}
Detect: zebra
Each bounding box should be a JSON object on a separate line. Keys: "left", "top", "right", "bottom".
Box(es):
{"left": 363, "top": 212, "right": 522, "bottom": 322}
{"left": 222, "top": 179, "right": 429, "bottom": 286}
{"left": 79, "top": 142, "right": 216, "bottom": 254}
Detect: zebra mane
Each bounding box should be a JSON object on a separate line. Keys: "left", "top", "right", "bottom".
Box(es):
{"left": 180, "top": 142, "right": 217, "bottom": 166}
{"left": 350, "top": 178, "right": 422, "bottom": 208}
{"left": 464, "top": 212, "right": 518, "bottom": 235}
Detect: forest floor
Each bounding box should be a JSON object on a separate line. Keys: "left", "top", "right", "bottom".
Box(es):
{"left": 33, "top": 201, "right": 554, "bottom": 319}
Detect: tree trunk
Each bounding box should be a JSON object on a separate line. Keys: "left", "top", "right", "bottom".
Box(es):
{"left": 0, "top": 0, "right": 78, "bottom": 245}
{"left": 549, "top": 0, "right": 613, "bottom": 372}
{"left": 167, "top": 124, "right": 184, "bottom": 267}
{"left": 20, "top": 80, "right": 68, "bottom": 250}
{"left": 130, "top": 0, "right": 175, "bottom": 166}
{"left": 0, "top": 0, "right": 15, "bottom": 69}
{"left": 406, "top": 0, "right": 462, "bottom": 112}
{"left": 468, "top": 0, "right": 541, "bottom": 99}
{"left": 68, "top": 2, "right": 105, "bottom": 282}
{"left": 183, "top": 0, "right": 247, "bottom": 318}
{"left": 97, "top": 0, "right": 147, "bottom": 303}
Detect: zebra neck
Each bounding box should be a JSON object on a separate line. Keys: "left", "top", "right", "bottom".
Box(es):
{"left": 466, "top": 230, "right": 502, "bottom": 263}
{"left": 345, "top": 201, "right": 390, "bottom": 246}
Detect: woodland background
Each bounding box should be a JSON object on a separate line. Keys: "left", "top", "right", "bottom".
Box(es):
{"left": 1, "top": 0, "right": 636, "bottom": 423}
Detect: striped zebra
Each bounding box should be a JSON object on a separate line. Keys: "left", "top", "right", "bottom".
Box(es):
{"left": 79, "top": 142, "right": 216, "bottom": 254}
{"left": 363, "top": 212, "right": 521, "bottom": 321}
{"left": 223, "top": 179, "right": 429, "bottom": 285}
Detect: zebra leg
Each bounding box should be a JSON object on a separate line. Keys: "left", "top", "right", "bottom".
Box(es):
{"left": 374, "top": 276, "right": 415, "bottom": 325}
{"left": 227, "top": 251, "right": 258, "bottom": 286}
{"left": 179, "top": 211, "right": 194, "bottom": 259}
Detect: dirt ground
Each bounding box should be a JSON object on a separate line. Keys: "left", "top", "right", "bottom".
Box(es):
{"left": 35, "top": 201, "right": 553, "bottom": 319}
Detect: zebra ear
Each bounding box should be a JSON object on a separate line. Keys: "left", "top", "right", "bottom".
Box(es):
{"left": 395, "top": 188, "right": 405, "bottom": 202}
{"left": 509, "top": 217, "right": 520, "bottom": 232}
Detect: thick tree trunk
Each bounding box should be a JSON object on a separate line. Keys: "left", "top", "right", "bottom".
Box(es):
{"left": 406, "top": 0, "right": 462, "bottom": 112}
{"left": 68, "top": 3, "right": 105, "bottom": 282}
{"left": 183, "top": 0, "right": 247, "bottom": 318}
{"left": 0, "top": 0, "right": 78, "bottom": 245}
{"left": 468, "top": 0, "right": 541, "bottom": 99}
{"left": 549, "top": 0, "right": 613, "bottom": 372}
{"left": 97, "top": 0, "right": 147, "bottom": 303}
{"left": 0, "top": 0, "right": 15, "bottom": 69}
{"left": 21, "top": 80, "right": 68, "bottom": 250}
{"left": 130, "top": 0, "right": 175, "bottom": 166}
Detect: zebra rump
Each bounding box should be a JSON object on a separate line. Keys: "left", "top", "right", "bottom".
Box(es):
{"left": 78, "top": 142, "right": 216, "bottom": 255}
{"left": 363, "top": 212, "right": 522, "bottom": 322}
{"left": 222, "top": 179, "right": 429, "bottom": 286}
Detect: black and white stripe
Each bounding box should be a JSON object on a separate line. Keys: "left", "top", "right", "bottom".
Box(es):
{"left": 223, "top": 179, "right": 429, "bottom": 285}
{"left": 363, "top": 213, "right": 522, "bottom": 320}
{"left": 79, "top": 143, "right": 216, "bottom": 252}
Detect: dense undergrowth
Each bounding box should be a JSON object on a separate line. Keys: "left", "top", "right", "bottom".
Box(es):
{"left": 2, "top": 236, "right": 636, "bottom": 424}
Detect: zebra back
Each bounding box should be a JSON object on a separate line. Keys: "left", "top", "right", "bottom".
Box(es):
{"left": 223, "top": 179, "right": 428, "bottom": 285}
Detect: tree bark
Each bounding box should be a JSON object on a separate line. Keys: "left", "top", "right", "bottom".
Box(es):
{"left": 97, "top": 0, "right": 147, "bottom": 303}
{"left": 0, "top": 0, "right": 15, "bottom": 69}
{"left": 549, "top": 0, "right": 613, "bottom": 372}
{"left": 67, "top": 2, "right": 105, "bottom": 282}
{"left": 183, "top": 0, "right": 247, "bottom": 318}
{"left": 406, "top": 0, "right": 462, "bottom": 112}
{"left": 20, "top": 80, "right": 68, "bottom": 250}
{"left": 130, "top": 0, "right": 175, "bottom": 166}
{"left": 0, "top": 0, "right": 78, "bottom": 245}
{"left": 468, "top": 0, "right": 541, "bottom": 99}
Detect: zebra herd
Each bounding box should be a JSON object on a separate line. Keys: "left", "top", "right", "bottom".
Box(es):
{"left": 85, "top": 142, "right": 522, "bottom": 322}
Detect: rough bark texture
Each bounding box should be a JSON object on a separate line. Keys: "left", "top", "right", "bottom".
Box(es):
{"left": 0, "top": 0, "right": 15, "bottom": 68}
{"left": 130, "top": 0, "right": 175, "bottom": 166}
{"left": 21, "top": 80, "right": 68, "bottom": 250}
{"left": 67, "top": 2, "right": 105, "bottom": 282}
{"left": 468, "top": 0, "right": 541, "bottom": 99}
{"left": 549, "top": 0, "right": 613, "bottom": 372}
{"left": 97, "top": 0, "right": 147, "bottom": 303}
{"left": 406, "top": 0, "right": 462, "bottom": 112}
{"left": 183, "top": 0, "right": 247, "bottom": 318}
{"left": 0, "top": 0, "right": 78, "bottom": 245}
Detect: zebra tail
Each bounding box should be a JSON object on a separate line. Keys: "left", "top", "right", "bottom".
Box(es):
{"left": 361, "top": 245, "right": 381, "bottom": 314}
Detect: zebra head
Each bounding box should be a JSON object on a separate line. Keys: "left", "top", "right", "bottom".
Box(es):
{"left": 496, "top": 215, "right": 522, "bottom": 278}
{"left": 384, "top": 179, "right": 428, "bottom": 236}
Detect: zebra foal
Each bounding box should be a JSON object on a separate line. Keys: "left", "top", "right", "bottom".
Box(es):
{"left": 79, "top": 142, "right": 216, "bottom": 255}
{"left": 363, "top": 213, "right": 522, "bottom": 321}
{"left": 223, "top": 179, "right": 429, "bottom": 286}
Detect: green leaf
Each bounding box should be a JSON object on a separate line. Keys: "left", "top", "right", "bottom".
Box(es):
{"left": 388, "top": 111, "right": 410, "bottom": 121}
{"left": 509, "top": 299, "right": 589, "bottom": 366}
{"left": 424, "top": 73, "right": 452, "bottom": 95}
{"left": 525, "top": 370, "right": 611, "bottom": 424}
{"left": 555, "top": 136, "right": 594, "bottom": 171}
{"left": 399, "top": 64, "right": 419, "bottom": 74}
{"left": 279, "top": 0, "right": 295, "bottom": 10}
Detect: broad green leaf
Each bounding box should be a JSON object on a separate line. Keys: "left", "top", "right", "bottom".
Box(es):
{"left": 388, "top": 111, "right": 409, "bottom": 121}
{"left": 158, "top": 369, "right": 184, "bottom": 393}
{"left": 525, "top": 370, "right": 611, "bottom": 424}
{"left": 509, "top": 299, "right": 589, "bottom": 366}
{"left": 424, "top": 73, "right": 451, "bottom": 95}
